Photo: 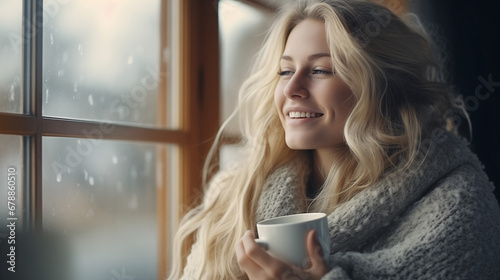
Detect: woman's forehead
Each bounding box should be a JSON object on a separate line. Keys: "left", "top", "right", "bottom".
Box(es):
{"left": 282, "top": 19, "right": 330, "bottom": 57}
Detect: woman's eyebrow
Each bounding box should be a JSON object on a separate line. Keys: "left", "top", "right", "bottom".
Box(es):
{"left": 280, "top": 53, "right": 331, "bottom": 61}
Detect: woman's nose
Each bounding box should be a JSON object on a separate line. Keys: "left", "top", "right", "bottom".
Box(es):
{"left": 283, "top": 72, "right": 309, "bottom": 99}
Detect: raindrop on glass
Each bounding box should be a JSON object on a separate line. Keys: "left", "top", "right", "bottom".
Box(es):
{"left": 86, "top": 208, "right": 94, "bottom": 218}
{"left": 84, "top": 169, "right": 88, "bottom": 180}
{"left": 145, "top": 151, "right": 153, "bottom": 162}
{"left": 9, "top": 85, "right": 15, "bottom": 101}
{"left": 89, "top": 176, "right": 94, "bottom": 186}
{"left": 50, "top": 33, "right": 54, "bottom": 45}
{"left": 58, "top": 69, "right": 65, "bottom": 77}
{"left": 128, "top": 194, "right": 138, "bottom": 209}
{"left": 112, "top": 156, "right": 118, "bottom": 164}
{"left": 88, "top": 94, "right": 94, "bottom": 106}
{"left": 127, "top": 55, "right": 134, "bottom": 64}
{"left": 45, "top": 89, "right": 49, "bottom": 103}
{"left": 56, "top": 173, "right": 62, "bottom": 182}
{"left": 117, "top": 106, "right": 127, "bottom": 120}
{"left": 77, "top": 43, "right": 84, "bottom": 56}
{"left": 73, "top": 81, "right": 78, "bottom": 93}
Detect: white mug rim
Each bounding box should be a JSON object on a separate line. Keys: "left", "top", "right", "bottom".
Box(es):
{"left": 257, "top": 212, "right": 327, "bottom": 227}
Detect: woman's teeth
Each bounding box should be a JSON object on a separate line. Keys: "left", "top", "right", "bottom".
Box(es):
{"left": 288, "top": 112, "right": 323, "bottom": 119}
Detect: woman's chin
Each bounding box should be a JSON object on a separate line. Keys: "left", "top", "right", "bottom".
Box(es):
{"left": 285, "top": 139, "right": 315, "bottom": 150}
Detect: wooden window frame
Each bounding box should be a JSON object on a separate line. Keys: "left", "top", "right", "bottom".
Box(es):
{"left": 0, "top": 0, "right": 219, "bottom": 279}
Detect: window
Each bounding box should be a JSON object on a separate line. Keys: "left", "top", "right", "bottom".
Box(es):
{"left": 0, "top": 0, "right": 219, "bottom": 279}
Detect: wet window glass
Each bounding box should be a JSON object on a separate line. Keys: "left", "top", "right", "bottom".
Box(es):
{"left": 0, "top": 0, "right": 22, "bottom": 114}
{"left": 42, "top": 137, "right": 168, "bottom": 280}
{"left": 42, "top": 0, "right": 166, "bottom": 128}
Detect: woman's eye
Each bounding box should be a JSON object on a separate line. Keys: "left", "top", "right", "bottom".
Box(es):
{"left": 277, "top": 70, "right": 293, "bottom": 76}
{"left": 312, "top": 69, "right": 332, "bottom": 75}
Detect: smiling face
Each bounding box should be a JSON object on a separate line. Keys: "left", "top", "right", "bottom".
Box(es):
{"left": 274, "top": 19, "right": 356, "bottom": 151}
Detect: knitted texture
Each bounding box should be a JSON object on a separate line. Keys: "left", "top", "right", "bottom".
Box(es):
{"left": 181, "top": 132, "right": 500, "bottom": 279}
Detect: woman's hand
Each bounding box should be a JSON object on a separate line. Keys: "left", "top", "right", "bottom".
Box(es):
{"left": 235, "top": 229, "right": 329, "bottom": 280}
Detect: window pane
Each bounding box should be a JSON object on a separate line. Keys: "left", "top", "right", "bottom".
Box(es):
{"left": 42, "top": 0, "right": 166, "bottom": 128}
{"left": 43, "top": 137, "right": 162, "bottom": 280}
{"left": 0, "top": 0, "right": 22, "bottom": 114}
{"left": 0, "top": 135, "right": 24, "bottom": 230}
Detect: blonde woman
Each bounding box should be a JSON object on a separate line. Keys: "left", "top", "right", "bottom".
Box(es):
{"left": 169, "top": 0, "right": 500, "bottom": 279}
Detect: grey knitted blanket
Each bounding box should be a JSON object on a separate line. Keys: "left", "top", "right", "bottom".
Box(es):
{"left": 256, "top": 132, "right": 500, "bottom": 279}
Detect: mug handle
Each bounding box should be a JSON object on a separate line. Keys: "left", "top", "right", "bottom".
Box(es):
{"left": 254, "top": 239, "right": 269, "bottom": 250}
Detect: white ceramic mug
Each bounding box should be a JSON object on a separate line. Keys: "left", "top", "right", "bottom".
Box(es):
{"left": 255, "top": 212, "right": 330, "bottom": 267}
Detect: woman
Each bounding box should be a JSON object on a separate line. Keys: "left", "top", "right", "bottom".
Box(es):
{"left": 169, "top": 0, "right": 500, "bottom": 279}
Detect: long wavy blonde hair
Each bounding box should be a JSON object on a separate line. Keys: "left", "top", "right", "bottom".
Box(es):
{"left": 169, "top": 0, "right": 456, "bottom": 279}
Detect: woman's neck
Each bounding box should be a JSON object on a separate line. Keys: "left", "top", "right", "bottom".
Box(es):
{"left": 310, "top": 147, "right": 347, "bottom": 193}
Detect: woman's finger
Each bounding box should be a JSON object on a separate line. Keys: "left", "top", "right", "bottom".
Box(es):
{"left": 306, "top": 230, "right": 324, "bottom": 263}
{"left": 240, "top": 230, "right": 292, "bottom": 278}
{"left": 241, "top": 231, "right": 283, "bottom": 273}
{"left": 305, "top": 230, "right": 329, "bottom": 277}
{"left": 235, "top": 232, "right": 266, "bottom": 279}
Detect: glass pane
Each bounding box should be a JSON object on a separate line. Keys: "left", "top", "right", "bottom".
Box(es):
{"left": 219, "top": 0, "right": 273, "bottom": 136}
{"left": 42, "top": 0, "right": 168, "bottom": 128}
{"left": 0, "top": 135, "right": 24, "bottom": 231}
{"left": 0, "top": 0, "right": 22, "bottom": 113}
{"left": 43, "top": 137, "right": 163, "bottom": 280}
